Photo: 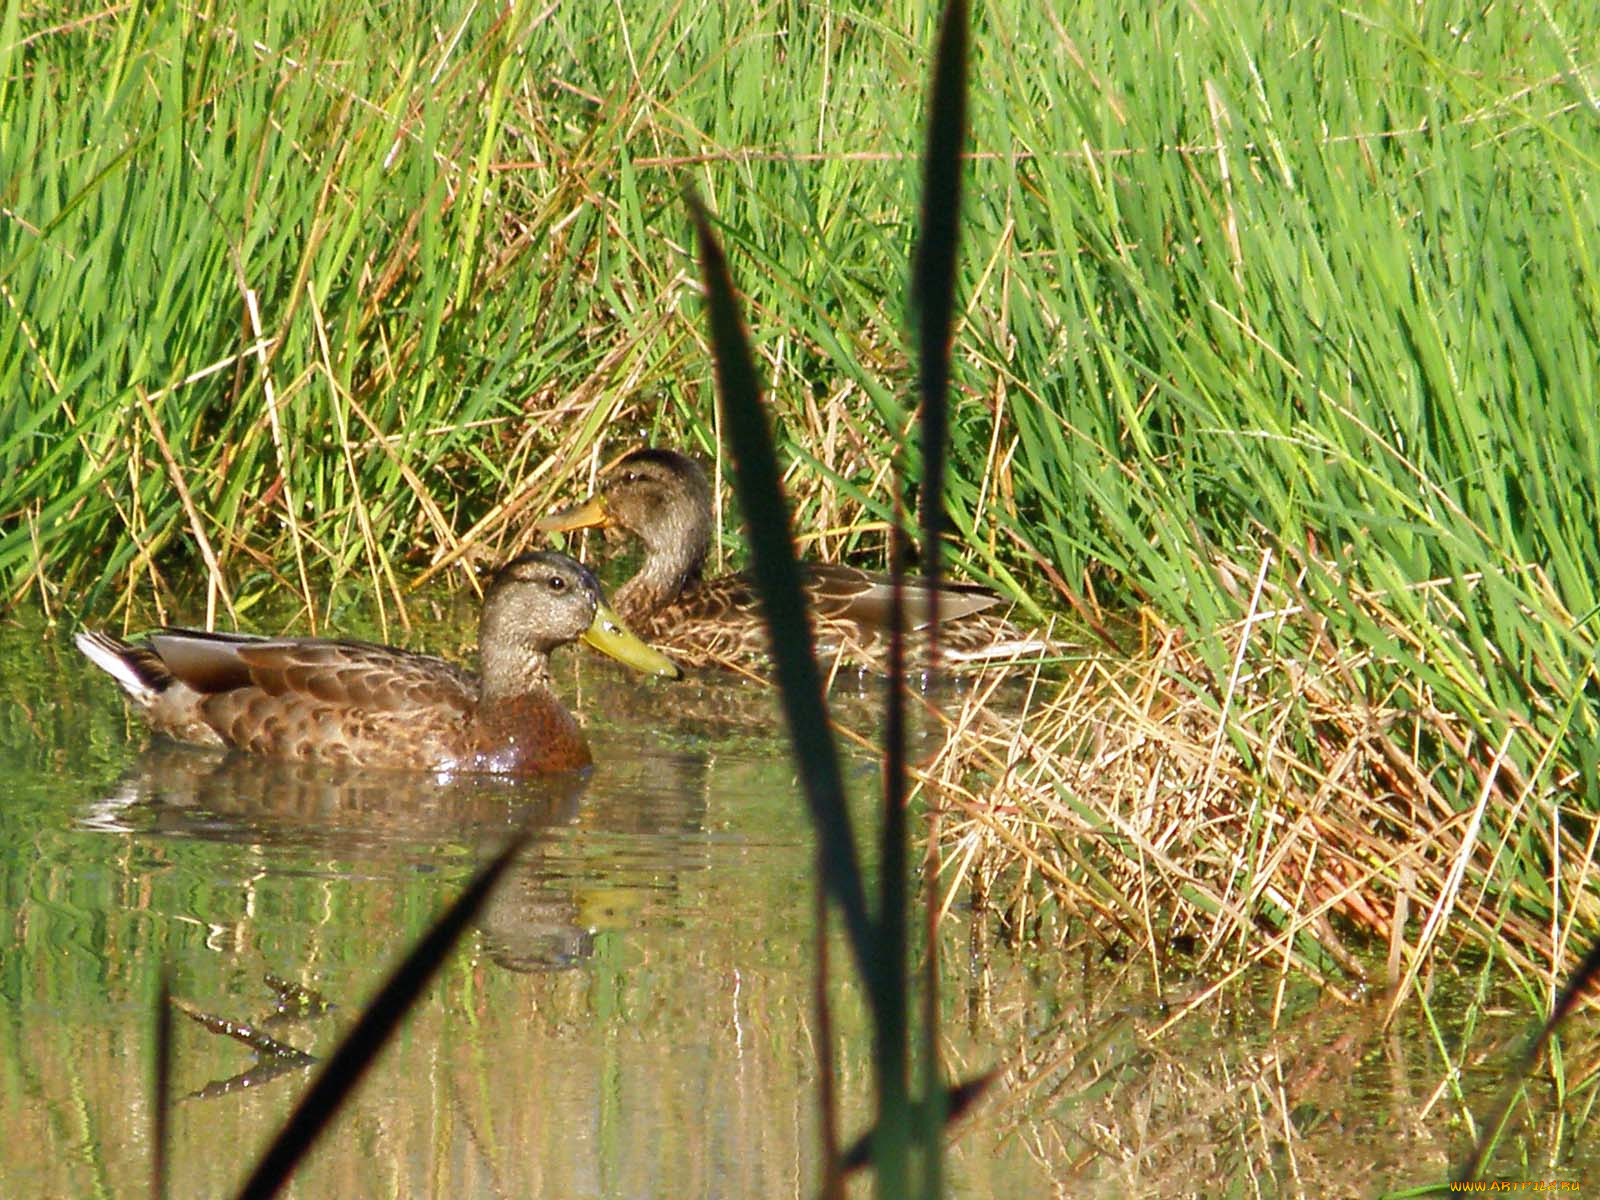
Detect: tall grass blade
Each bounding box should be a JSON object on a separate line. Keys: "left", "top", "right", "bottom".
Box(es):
{"left": 876, "top": 515, "right": 911, "bottom": 1193}
{"left": 233, "top": 831, "right": 529, "bottom": 1200}
{"left": 683, "top": 189, "right": 878, "bottom": 999}
{"left": 1453, "top": 932, "right": 1600, "bottom": 1183}
{"left": 912, "top": 0, "right": 968, "bottom": 613}
{"left": 909, "top": 1, "right": 969, "bottom": 1190}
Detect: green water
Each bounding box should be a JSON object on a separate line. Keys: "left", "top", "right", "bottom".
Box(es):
{"left": 1, "top": 617, "right": 1591, "bottom": 1196}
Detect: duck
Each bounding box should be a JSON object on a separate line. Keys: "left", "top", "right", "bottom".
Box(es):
{"left": 77, "top": 550, "right": 680, "bottom": 774}
{"left": 536, "top": 447, "right": 1054, "bottom": 673}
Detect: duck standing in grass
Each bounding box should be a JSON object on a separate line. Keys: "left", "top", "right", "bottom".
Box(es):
{"left": 77, "top": 551, "right": 680, "bottom": 775}
{"left": 537, "top": 447, "right": 1054, "bottom": 673}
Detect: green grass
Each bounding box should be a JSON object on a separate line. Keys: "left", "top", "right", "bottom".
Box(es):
{"left": 5, "top": 4, "right": 1600, "bottom": 960}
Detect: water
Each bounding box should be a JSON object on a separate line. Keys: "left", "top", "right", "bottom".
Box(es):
{"left": 0, "top": 616, "right": 1590, "bottom": 1196}
{"left": 1, "top": 616, "right": 1053, "bottom": 1197}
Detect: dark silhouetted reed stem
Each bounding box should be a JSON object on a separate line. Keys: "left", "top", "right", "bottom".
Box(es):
{"left": 913, "top": 0, "right": 969, "bottom": 647}
{"left": 876, "top": 513, "right": 912, "bottom": 1191}
{"left": 687, "top": 2, "right": 984, "bottom": 1192}
{"left": 684, "top": 189, "right": 880, "bottom": 1005}
{"left": 909, "top": 0, "right": 969, "bottom": 1188}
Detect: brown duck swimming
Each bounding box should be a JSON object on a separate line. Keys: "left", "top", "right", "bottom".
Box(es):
{"left": 537, "top": 447, "right": 1054, "bottom": 672}
{"left": 77, "top": 551, "right": 680, "bottom": 774}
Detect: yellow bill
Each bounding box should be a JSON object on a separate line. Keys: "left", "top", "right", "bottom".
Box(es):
{"left": 581, "top": 601, "right": 682, "bottom": 679}
{"left": 536, "top": 494, "right": 610, "bottom": 534}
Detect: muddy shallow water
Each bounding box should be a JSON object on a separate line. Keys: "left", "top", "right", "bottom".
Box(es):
{"left": 0, "top": 616, "right": 1589, "bottom": 1197}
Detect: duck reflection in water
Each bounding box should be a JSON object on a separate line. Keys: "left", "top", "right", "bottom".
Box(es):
{"left": 78, "top": 740, "right": 586, "bottom": 852}
{"left": 79, "top": 706, "right": 718, "bottom": 979}
{"left": 92, "top": 743, "right": 603, "bottom": 1099}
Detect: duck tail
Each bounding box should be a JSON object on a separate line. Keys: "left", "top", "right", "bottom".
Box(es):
{"left": 75, "top": 631, "right": 171, "bottom": 703}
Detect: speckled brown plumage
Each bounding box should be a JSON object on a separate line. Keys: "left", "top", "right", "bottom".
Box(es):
{"left": 538, "top": 447, "right": 1056, "bottom": 673}
{"left": 78, "top": 551, "right": 679, "bottom": 775}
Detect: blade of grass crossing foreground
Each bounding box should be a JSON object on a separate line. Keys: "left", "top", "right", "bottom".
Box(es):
{"left": 913, "top": 0, "right": 968, "bottom": 625}
{"left": 877, "top": 517, "right": 911, "bottom": 1196}
{"left": 684, "top": 189, "right": 879, "bottom": 1003}
{"left": 234, "top": 831, "right": 530, "bottom": 1200}
{"left": 910, "top": 0, "right": 969, "bottom": 1191}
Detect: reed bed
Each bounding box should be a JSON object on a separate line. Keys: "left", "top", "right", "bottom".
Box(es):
{"left": 924, "top": 572, "right": 1600, "bottom": 996}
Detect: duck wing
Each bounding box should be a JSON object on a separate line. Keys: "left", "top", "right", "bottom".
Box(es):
{"left": 800, "top": 563, "right": 1002, "bottom": 630}
{"left": 147, "top": 630, "right": 478, "bottom": 714}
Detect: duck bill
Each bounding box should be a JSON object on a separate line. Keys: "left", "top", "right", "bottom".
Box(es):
{"left": 581, "top": 602, "right": 682, "bottom": 679}
{"left": 536, "top": 494, "right": 610, "bottom": 534}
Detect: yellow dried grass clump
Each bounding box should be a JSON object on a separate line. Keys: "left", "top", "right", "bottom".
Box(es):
{"left": 917, "top": 585, "right": 1600, "bottom": 1007}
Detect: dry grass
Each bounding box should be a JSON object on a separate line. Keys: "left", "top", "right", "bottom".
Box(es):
{"left": 912, "top": 565, "right": 1600, "bottom": 1007}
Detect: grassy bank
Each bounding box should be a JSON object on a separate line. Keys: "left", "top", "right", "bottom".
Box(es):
{"left": 5, "top": 2, "right": 1600, "bottom": 983}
